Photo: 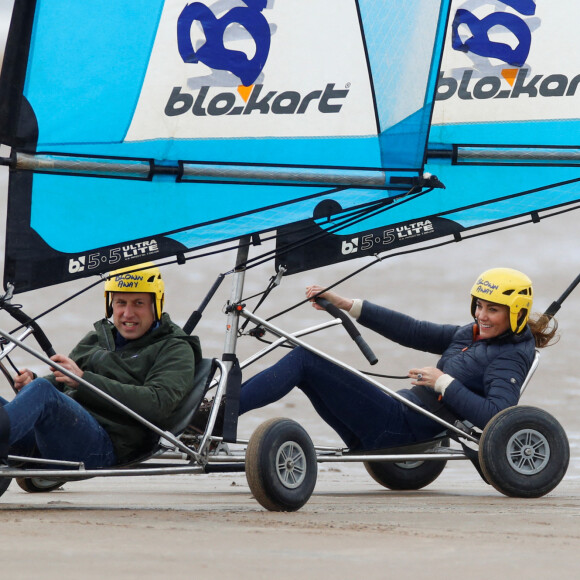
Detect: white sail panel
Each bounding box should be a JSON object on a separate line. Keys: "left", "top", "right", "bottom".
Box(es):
{"left": 432, "top": 0, "right": 580, "bottom": 132}
{"left": 127, "top": 0, "right": 377, "bottom": 141}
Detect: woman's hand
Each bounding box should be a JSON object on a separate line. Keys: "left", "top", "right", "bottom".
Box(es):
{"left": 306, "top": 285, "right": 354, "bottom": 311}
{"left": 408, "top": 367, "right": 444, "bottom": 389}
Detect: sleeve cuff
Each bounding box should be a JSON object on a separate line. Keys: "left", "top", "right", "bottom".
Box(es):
{"left": 348, "top": 299, "right": 363, "bottom": 319}
{"left": 434, "top": 374, "right": 454, "bottom": 396}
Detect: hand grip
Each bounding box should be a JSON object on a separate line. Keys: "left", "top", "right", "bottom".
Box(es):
{"left": 315, "top": 298, "right": 378, "bottom": 365}
{"left": 1, "top": 302, "right": 56, "bottom": 357}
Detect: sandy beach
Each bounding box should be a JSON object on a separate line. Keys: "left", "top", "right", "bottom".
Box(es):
{"left": 1, "top": 466, "right": 579, "bottom": 579}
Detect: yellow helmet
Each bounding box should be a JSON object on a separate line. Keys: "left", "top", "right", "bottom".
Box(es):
{"left": 105, "top": 262, "right": 164, "bottom": 320}
{"left": 470, "top": 268, "right": 533, "bottom": 334}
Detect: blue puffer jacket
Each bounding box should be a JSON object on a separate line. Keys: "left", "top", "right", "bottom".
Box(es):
{"left": 357, "top": 302, "right": 536, "bottom": 429}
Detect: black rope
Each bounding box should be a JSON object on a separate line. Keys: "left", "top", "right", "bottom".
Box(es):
{"left": 362, "top": 371, "right": 409, "bottom": 380}
{"left": 264, "top": 236, "right": 459, "bottom": 322}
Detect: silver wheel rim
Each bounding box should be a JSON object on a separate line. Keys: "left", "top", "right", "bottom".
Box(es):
{"left": 506, "top": 429, "right": 550, "bottom": 475}
{"left": 395, "top": 460, "right": 424, "bottom": 469}
{"left": 30, "top": 478, "right": 62, "bottom": 489}
{"left": 275, "top": 441, "right": 307, "bottom": 489}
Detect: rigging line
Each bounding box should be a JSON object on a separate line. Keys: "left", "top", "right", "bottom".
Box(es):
{"left": 147, "top": 185, "right": 351, "bottom": 240}
{"left": 262, "top": 202, "right": 580, "bottom": 323}
{"left": 362, "top": 371, "right": 408, "bottom": 380}
{"left": 218, "top": 183, "right": 430, "bottom": 276}
{"left": 7, "top": 278, "right": 103, "bottom": 335}
{"left": 221, "top": 201, "right": 398, "bottom": 306}
{"left": 177, "top": 186, "right": 422, "bottom": 277}
{"left": 264, "top": 237, "right": 460, "bottom": 322}
{"left": 3, "top": 352, "right": 20, "bottom": 375}
{"left": 458, "top": 201, "right": 580, "bottom": 241}
{"left": 271, "top": 185, "right": 432, "bottom": 251}
{"left": 239, "top": 281, "right": 277, "bottom": 333}
{"left": 240, "top": 188, "right": 434, "bottom": 274}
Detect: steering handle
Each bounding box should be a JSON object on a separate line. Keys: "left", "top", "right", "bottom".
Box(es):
{"left": 1, "top": 302, "right": 56, "bottom": 357}
{"left": 315, "top": 298, "right": 378, "bottom": 365}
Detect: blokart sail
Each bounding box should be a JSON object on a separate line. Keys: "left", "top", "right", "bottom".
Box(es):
{"left": 0, "top": 0, "right": 451, "bottom": 293}
{"left": 275, "top": 0, "right": 580, "bottom": 273}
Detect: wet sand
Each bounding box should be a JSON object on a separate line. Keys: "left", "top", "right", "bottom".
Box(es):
{"left": 1, "top": 467, "right": 579, "bottom": 579}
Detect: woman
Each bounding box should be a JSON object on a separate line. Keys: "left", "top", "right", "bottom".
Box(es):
{"left": 238, "top": 268, "right": 558, "bottom": 450}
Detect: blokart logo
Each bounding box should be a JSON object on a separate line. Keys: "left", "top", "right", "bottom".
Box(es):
{"left": 437, "top": 0, "right": 580, "bottom": 101}
{"left": 436, "top": 68, "right": 580, "bottom": 101}
{"left": 170, "top": 1, "right": 350, "bottom": 117}
{"left": 177, "top": 0, "right": 270, "bottom": 87}
{"left": 452, "top": 0, "right": 536, "bottom": 68}
{"left": 165, "top": 84, "right": 350, "bottom": 117}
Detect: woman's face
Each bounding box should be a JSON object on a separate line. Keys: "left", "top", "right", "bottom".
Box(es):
{"left": 474, "top": 298, "right": 511, "bottom": 339}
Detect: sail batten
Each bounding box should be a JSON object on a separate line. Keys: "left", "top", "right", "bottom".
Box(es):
{"left": 455, "top": 147, "right": 580, "bottom": 166}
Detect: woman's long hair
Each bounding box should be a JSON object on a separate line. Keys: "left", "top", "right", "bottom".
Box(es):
{"left": 528, "top": 313, "right": 559, "bottom": 348}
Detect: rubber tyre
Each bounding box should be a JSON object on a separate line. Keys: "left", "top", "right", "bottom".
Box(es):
{"left": 15, "top": 477, "right": 64, "bottom": 493}
{"left": 364, "top": 438, "right": 449, "bottom": 490}
{"left": 246, "top": 418, "right": 317, "bottom": 512}
{"left": 0, "top": 477, "right": 11, "bottom": 497}
{"left": 479, "top": 406, "right": 569, "bottom": 498}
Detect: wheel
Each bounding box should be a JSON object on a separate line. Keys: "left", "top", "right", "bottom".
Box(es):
{"left": 364, "top": 438, "right": 449, "bottom": 490}
{"left": 479, "top": 406, "right": 569, "bottom": 498}
{"left": 15, "top": 477, "right": 64, "bottom": 493}
{"left": 0, "top": 477, "right": 11, "bottom": 497}
{"left": 246, "top": 418, "right": 317, "bottom": 511}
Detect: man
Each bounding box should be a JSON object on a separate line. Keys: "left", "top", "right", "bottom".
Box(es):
{"left": 0, "top": 263, "right": 202, "bottom": 467}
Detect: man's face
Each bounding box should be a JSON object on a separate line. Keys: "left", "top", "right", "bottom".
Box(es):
{"left": 111, "top": 292, "right": 155, "bottom": 340}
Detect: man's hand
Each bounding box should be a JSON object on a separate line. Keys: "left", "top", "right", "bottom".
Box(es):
{"left": 14, "top": 369, "right": 35, "bottom": 391}
{"left": 50, "top": 354, "right": 84, "bottom": 389}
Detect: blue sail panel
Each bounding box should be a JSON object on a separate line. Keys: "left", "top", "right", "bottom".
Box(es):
{"left": 358, "top": 0, "right": 450, "bottom": 169}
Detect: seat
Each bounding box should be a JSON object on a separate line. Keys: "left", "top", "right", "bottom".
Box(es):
{"left": 165, "top": 357, "right": 215, "bottom": 437}
{"left": 117, "top": 358, "right": 216, "bottom": 466}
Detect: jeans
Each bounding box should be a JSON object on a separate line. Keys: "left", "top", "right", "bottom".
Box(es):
{"left": 239, "top": 347, "right": 443, "bottom": 450}
{"left": 0, "top": 378, "right": 117, "bottom": 468}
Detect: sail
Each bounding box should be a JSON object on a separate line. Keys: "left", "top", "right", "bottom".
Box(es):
{"left": 275, "top": 0, "right": 580, "bottom": 274}
{"left": 0, "top": 0, "right": 451, "bottom": 293}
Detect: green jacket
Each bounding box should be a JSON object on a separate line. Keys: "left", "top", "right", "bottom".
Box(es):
{"left": 49, "top": 313, "right": 202, "bottom": 463}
